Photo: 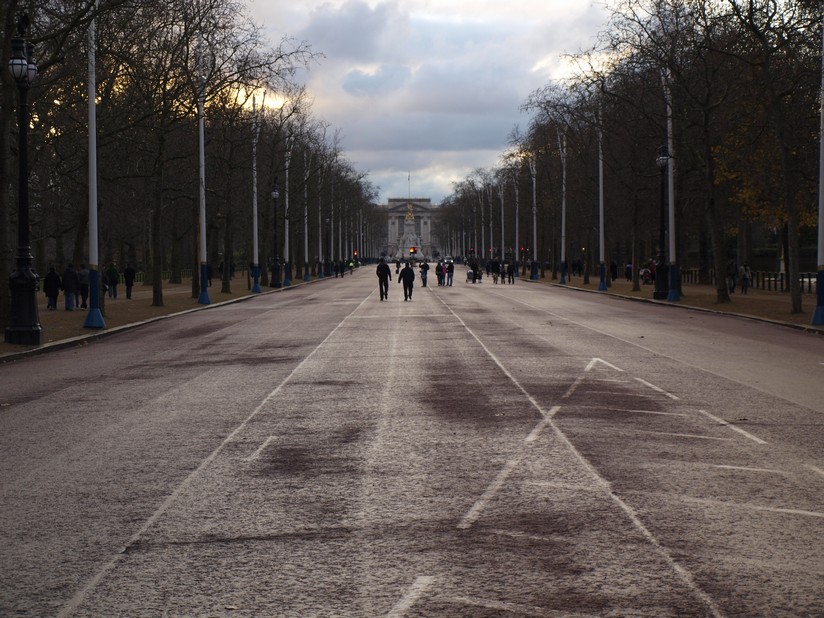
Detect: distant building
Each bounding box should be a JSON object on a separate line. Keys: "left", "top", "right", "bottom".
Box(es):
{"left": 382, "top": 198, "right": 441, "bottom": 259}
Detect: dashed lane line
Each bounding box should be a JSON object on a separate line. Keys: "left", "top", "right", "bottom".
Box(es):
{"left": 246, "top": 435, "right": 276, "bottom": 461}
{"left": 805, "top": 463, "right": 824, "bottom": 478}
{"left": 386, "top": 576, "right": 436, "bottom": 617}
{"left": 635, "top": 377, "right": 680, "bottom": 400}
{"left": 699, "top": 409, "right": 767, "bottom": 445}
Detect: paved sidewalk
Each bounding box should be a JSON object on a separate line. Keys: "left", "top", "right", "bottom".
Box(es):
{"left": 0, "top": 277, "right": 263, "bottom": 360}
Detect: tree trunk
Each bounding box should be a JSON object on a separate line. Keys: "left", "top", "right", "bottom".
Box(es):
{"left": 151, "top": 200, "right": 164, "bottom": 306}
{"left": 221, "top": 209, "right": 232, "bottom": 294}
{"left": 151, "top": 144, "right": 164, "bottom": 307}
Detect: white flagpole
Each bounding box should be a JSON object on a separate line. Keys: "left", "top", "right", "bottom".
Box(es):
{"left": 84, "top": 1, "right": 105, "bottom": 328}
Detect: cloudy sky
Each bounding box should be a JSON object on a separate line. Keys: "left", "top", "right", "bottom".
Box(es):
{"left": 249, "top": 1, "right": 611, "bottom": 204}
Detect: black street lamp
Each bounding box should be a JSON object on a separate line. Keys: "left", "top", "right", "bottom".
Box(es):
{"left": 654, "top": 145, "right": 670, "bottom": 300}
{"left": 271, "top": 181, "right": 281, "bottom": 288}
{"left": 5, "top": 15, "right": 42, "bottom": 345}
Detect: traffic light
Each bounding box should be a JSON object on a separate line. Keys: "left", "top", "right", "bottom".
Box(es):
{"left": 353, "top": 249, "right": 358, "bottom": 257}
{"left": 409, "top": 247, "right": 417, "bottom": 255}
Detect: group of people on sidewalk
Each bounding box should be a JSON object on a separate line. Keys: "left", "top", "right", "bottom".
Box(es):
{"left": 43, "top": 263, "right": 87, "bottom": 311}
{"left": 42, "top": 262, "right": 137, "bottom": 310}
{"left": 726, "top": 259, "right": 753, "bottom": 295}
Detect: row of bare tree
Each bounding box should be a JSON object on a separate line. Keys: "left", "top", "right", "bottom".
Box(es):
{"left": 438, "top": 0, "right": 820, "bottom": 311}
{"left": 1, "top": 0, "right": 381, "bottom": 320}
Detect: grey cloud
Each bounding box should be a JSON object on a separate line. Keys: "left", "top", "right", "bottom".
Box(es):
{"left": 337, "top": 110, "right": 520, "bottom": 152}
{"left": 299, "top": 0, "right": 405, "bottom": 62}
{"left": 342, "top": 64, "right": 413, "bottom": 96}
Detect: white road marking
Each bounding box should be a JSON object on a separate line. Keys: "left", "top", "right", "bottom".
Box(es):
{"left": 699, "top": 410, "right": 767, "bottom": 445}
{"left": 247, "top": 436, "right": 276, "bottom": 461}
{"left": 707, "top": 464, "right": 784, "bottom": 474}
{"left": 630, "top": 429, "right": 732, "bottom": 441}
{"left": 491, "top": 528, "right": 566, "bottom": 543}
{"left": 634, "top": 377, "right": 680, "bottom": 400}
{"left": 58, "top": 294, "right": 375, "bottom": 618}
{"left": 585, "top": 357, "right": 624, "bottom": 372}
{"left": 386, "top": 576, "right": 436, "bottom": 617}
{"left": 805, "top": 463, "right": 824, "bottom": 478}
{"left": 659, "top": 493, "right": 824, "bottom": 520}
{"left": 562, "top": 375, "right": 585, "bottom": 398}
{"left": 565, "top": 358, "right": 625, "bottom": 398}
{"left": 435, "top": 293, "right": 725, "bottom": 618}
{"left": 458, "top": 414, "right": 555, "bottom": 530}
{"left": 605, "top": 407, "right": 688, "bottom": 417}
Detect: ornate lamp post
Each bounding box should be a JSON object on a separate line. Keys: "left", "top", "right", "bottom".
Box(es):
{"left": 654, "top": 145, "right": 670, "bottom": 300}
{"left": 270, "top": 181, "right": 281, "bottom": 288}
{"left": 5, "top": 16, "right": 42, "bottom": 345}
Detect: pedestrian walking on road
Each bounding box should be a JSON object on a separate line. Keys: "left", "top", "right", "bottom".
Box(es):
{"left": 419, "top": 260, "right": 429, "bottom": 287}
{"left": 447, "top": 261, "right": 454, "bottom": 286}
{"left": 376, "top": 257, "right": 392, "bottom": 301}
{"left": 61, "top": 263, "right": 80, "bottom": 311}
{"left": 43, "top": 265, "right": 61, "bottom": 310}
{"left": 123, "top": 263, "right": 137, "bottom": 299}
{"left": 398, "top": 261, "right": 415, "bottom": 301}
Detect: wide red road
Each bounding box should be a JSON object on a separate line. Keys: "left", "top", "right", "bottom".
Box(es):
{"left": 1, "top": 266, "right": 822, "bottom": 617}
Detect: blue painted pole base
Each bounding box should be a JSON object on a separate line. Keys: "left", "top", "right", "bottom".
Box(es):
{"left": 197, "top": 263, "right": 211, "bottom": 304}
{"left": 83, "top": 309, "right": 105, "bottom": 329}
{"left": 530, "top": 261, "right": 539, "bottom": 280}
{"left": 812, "top": 269, "right": 824, "bottom": 325}
{"left": 303, "top": 261, "right": 310, "bottom": 282}
{"left": 83, "top": 269, "right": 106, "bottom": 329}
{"left": 283, "top": 263, "right": 292, "bottom": 287}
{"left": 251, "top": 265, "right": 261, "bottom": 293}
{"left": 597, "top": 263, "right": 607, "bottom": 291}
{"left": 667, "top": 264, "right": 680, "bottom": 302}
{"left": 559, "top": 263, "right": 567, "bottom": 285}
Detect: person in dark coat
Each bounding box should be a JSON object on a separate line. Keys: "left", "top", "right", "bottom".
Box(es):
{"left": 419, "top": 260, "right": 429, "bottom": 287}
{"left": 104, "top": 262, "right": 119, "bottom": 298}
{"left": 43, "top": 266, "right": 61, "bottom": 310}
{"left": 398, "top": 261, "right": 415, "bottom": 301}
{"left": 61, "top": 263, "right": 81, "bottom": 311}
{"left": 77, "top": 263, "right": 90, "bottom": 308}
{"left": 123, "top": 263, "right": 137, "bottom": 299}
{"left": 376, "top": 257, "right": 392, "bottom": 301}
